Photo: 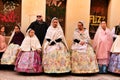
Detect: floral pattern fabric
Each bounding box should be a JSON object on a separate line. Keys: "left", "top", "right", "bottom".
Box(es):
{"left": 15, "top": 51, "right": 42, "bottom": 73}
{"left": 71, "top": 45, "right": 99, "bottom": 73}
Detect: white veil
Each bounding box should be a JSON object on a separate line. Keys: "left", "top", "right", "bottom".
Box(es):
{"left": 8, "top": 30, "right": 15, "bottom": 44}
{"left": 20, "top": 29, "right": 41, "bottom": 51}
{"left": 44, "top": 17, "right": 68, "bottom": 50}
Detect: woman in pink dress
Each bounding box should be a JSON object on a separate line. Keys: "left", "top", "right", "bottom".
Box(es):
{"left": 15, "top": 29, "right": 42, "bottom": 73}
{"left": 0, "top": 25, "right": 7, "bottom": 62}
{"left": 93, "top": 21, "right": 113, "bottom": 73}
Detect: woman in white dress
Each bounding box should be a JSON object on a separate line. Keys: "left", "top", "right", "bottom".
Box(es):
{"left": 15, "top": 29, "right": 42, "bottom": 73}
{"left": 108, "top": 24, "right": 120, "bottom": 74}
{"left": 1, "top": 25, "right": 24, "bottom": 65}
{"left": 42, "top": 17, "right": 71, "bottom": 73}
{"left": 71, "top": 21, "right": 99, "bottom": 73}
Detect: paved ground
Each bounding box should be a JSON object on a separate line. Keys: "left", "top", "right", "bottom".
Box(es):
{"left": 0, "top": 65, "right": 120, "bottom": 80}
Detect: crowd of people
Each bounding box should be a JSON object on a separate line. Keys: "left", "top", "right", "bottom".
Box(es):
{"left": 0, "top": 14, "right": 120, "bottom": 74}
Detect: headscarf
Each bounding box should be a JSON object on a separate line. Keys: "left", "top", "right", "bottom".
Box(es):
{"left": 73, "top": 21, "right": 90, "bottom": 42}
{"left": 44, "top": 17, "right": 68, "bottom": 50}
{"left": 8, "top": 25, "right": 21, "bottom": 44}
{"left": 20, "top": 29, "right": 41, "bottom": 51}
{"left": 8, "top": 30, "right": 15, "bottom": 44}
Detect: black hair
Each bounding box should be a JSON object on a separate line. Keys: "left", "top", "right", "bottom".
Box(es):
{"left": 0, "top": 25, "right": 5, "bottom": 35}
{"left": 14, "top": 24, "right": 20, "bottom": 30}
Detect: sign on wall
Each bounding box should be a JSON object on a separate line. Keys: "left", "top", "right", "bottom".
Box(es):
{"left": 89, "top": 0, "right": 109, "bottom": 39}
{"left": 0, "top": 0, "right": 21, "bottom": 36}
{"left": 46, "top": 0, "right": 67, "bottom": 33}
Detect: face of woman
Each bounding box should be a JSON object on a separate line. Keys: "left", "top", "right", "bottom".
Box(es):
{"left": 29, "top": 30, "right": 35, "bottom": 37}
{"left": 0, "top": 27, "right": 5, "bottom": 32}
{"left": 78, "top": 22, "right": 83, "bottom": 30}
{"left": 14, "top": 26, "right": 20, "bottom": 32}
{"left": 52, "top": 19, "right": 58, "bottom": 28}
{"left": 101, "top": 21, "right": 107, "bottom": 30}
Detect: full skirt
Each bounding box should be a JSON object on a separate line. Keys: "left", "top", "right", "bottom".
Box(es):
{"left": 43, "top": 49, "right": 71, "bottom": 73}
{"left": 71, "top": 45, "right": 99, "bottom": 73}
{"left": 1, "top": 43, "right": 19, "bottom": 65}
{"left": 108, "top": 53, "right": 120, "bottom": 74}
{"left": 15, "top": 51, "right": 42, "bottom": 73}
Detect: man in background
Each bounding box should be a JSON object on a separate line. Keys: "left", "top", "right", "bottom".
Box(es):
{"left": 27, "top": 15, "right": 49, "bottom": 45}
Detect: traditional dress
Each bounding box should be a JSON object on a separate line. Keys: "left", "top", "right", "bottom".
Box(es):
{"left": 71, "top": 28, "right": 99, "bottom": 73}
{"left": 14, "top": 29, "right": 42, "bottom": 73}
{"left": 0, "top": 34, "right": 7, "bottom": 60}
{"left": 108, "top": 25, "right": 120, "bottom": 74}
{"left": 111, "top": 25, "right": 120, "bottom": 41}
{"left": 1, "top": 31, "right": 24, "bottom": 65}
{"left": 93, "top": 26, "right": 113, "bottom": 73}
{"left": 42, "top": 18, "right": 71, "bottom": 73}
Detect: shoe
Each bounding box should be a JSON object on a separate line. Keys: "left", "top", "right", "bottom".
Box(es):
{"left": 102, "top": 65, "right": 107, "bottom": 73}
{"left": 98, "top": 64, "right": 102, "bottom": 73}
